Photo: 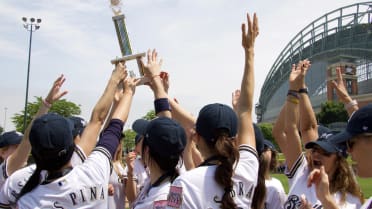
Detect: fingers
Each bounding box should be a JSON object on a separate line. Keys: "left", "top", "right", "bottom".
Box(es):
{"left": 247, "top": 13, "right": 252, "bottom": 35}
{"left": 241, "top": 23, "right": 246, "bottom": 42}
{"left": 253, "top": 13, "right": 259, "bottom": 37}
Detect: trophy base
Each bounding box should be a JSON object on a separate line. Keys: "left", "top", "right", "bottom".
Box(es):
{"left": 111, "top": 52, "right": 146, "bottom": 76}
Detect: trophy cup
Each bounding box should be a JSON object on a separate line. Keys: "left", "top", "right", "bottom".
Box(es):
{"left": 110, "top": 0, "right": 146, "bottom": 76}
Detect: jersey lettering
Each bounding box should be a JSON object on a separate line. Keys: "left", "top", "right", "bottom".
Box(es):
{"left": 68, "top": 185, "right": 105, "bottom": 206}
{"left": 212, "top": 181, "right": 254, "bottom": 204}
{"left": 284, "top": 195, "right": 322, "bottom": 209}
{"left": 238, "top": 182, "right": 244, "bottom": 196}
{"left": 284, "top": 195, "right": 301, "bottom": 209}
{"left": 53, "top": 201, "right": 64, "bottom": 209}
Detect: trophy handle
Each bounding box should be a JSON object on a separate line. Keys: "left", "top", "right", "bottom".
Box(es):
{"left": 111, "top": 52, "right": 146, "bottom": 77}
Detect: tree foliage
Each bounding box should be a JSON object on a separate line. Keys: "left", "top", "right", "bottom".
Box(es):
{"left": 258, "top": 122, "right": 280, "bottom": 151}
{"left": 0, "top": 126, "right": 3, "bottom": 134}
{"left": 123, "top": 129, "right": 136, "bottom": 153}
{"left": 121, "top": 109, "right": 156, "bottom": 152}
{"left": 11, "top": 96, "right": 81, "bottom": 133}
{"left": 143, "top": 110, "right": 156, "bottom": 120}
{"left": 316, "top": 101, "right": 348, "bottom": 125}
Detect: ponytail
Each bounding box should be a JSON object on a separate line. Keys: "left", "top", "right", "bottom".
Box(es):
{"left": 251, "top": 154, "right": 267, "bottom": 209}
{"left": 208, "top": 129, "right": 239, "bottom": 209}
{"left": 18, "top": 168, "right": 42, "bottom": 200}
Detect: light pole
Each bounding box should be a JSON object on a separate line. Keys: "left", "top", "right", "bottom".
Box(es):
{"left": 22, "top": 17, "right": 41, "bottom": 133}
{"left": 3, "top": 107, "right": 7, "bottom": 131}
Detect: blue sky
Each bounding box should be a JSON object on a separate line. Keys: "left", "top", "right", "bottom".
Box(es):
{"left": 0, "top": 0, "right": 359, "bottom": 131}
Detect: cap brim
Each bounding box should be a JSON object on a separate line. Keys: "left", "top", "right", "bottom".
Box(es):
{"left": 132, "top": 119, "right": 149, "bottom": 136}
{"left": 328, "top": 130, "right": 353, "bottom": 144}
{"left": 305, "top": 141, "right": 336, "bottom": 153}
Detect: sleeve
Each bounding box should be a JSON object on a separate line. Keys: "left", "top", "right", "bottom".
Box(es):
{"left": 96, "top": 119, "right": 124, "bottom": 158}
{"left": 284, "top": 153, "right": 307, "bottom": 178}
{"left": 0, "top": 178, "right": 12, "bottom": 209}
{"left": 236, "top": 144, "right": 259, "bottom": 183}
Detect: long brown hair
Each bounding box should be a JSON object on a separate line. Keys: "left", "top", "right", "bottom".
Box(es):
{"left": 329, "top": 156, "right": 364, "bottom": 204}
{"left": 205, "top": 129, "right": 239, "bottom": 209}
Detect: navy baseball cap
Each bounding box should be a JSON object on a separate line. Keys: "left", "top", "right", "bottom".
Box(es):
{"left": 318, "top": 125, "right": 331, "bottom": 137}
{"left": 68, "top": 116, "right": 86, "bottom": 138}
{"left": 253, "top": 123, "right": 265, "bottom": 156}
{"left": 196, "top": 103, "right": 238, "bottom": 143}
{"left": 144, "top": 117, "right": 186, "bottom": 157}
{"left": 132, "top": 119, "right": 150, "bottom": 144}
{"left": 30, "top": 113, "right": 75, "bottom": 170}
{"left": 305, "top": 131, "right": 347, "bottom": 158}
{"left": 330, "top": 104, "right": 372, "bottom": 144}
{"left": 0, "top": 131, "right": 23, "bottom": 148}
{"left": 263, "top": 139, "right": 276, "bottom": 151}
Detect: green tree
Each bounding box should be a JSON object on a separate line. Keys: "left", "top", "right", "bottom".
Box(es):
{"left": 316, "top": 101, "right": 348, "bottom": 125}
{"left": 258, "top": 122, "right": 280, "bottom": 151}
{"left": 0, "top": 126, "right": 3, "bottom": 134}
{"left": 123, "top": 129, "right": 136, "bottom": 152}
{"left": 12, "top": 96, "right": 81, "bottom": 133}
{"left": 143, "top": 110, "right": 156, "bottom": 120}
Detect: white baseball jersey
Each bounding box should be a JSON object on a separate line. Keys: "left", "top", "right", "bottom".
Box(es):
{"left": 0, "top": 160, "right": 9, "bottom": 189}
{"left": 284, "top": 153, "right": 362, "bottom": 209}
{"left": 167, "top": 144, "right": 259, "bottom": 209}
{"left": 361, "top": 197, "right": 372, "bottom": 209}
{"left": 17, "top": 147, "right": 112, "bottom": 209}
{"left": 108, "top": 162, "right": 126, "bottom": 209}
{"left": 265, "top": 177, "right": 286, "bottom": 209}
{"left": 0, "top": 146, "right": 87, "bottom": 209}
{"left": 131, "top": 178, "right": 170, "bottom": 209}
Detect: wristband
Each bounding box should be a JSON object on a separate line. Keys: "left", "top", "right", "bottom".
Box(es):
{"left": 298, "top": 87, "right": 308, "bottom": 94}
{"left": 287, "top": 97, "right": 299, "bottom": 104}
{"left": 42, "top": 99, "right": 52, "bottom": 108}
{"left": 287, "top": 90, "right": 299, "bottom": 99}
{"left": 345, "top": 100, "right": 358, "bottom": 109}
{"left": 154, "top": 98, "right": 171, "bottom": 114}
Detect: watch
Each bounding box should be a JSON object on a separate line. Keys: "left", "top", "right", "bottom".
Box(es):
{"left": 298, "top": 87, "right": 308, "bottom": 94}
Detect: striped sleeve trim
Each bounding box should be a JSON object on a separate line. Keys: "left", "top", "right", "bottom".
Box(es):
{"left": 94, "top": 146, "right": 113, "bottom": 174}
{"left": 285, "top": 153, "right": 304, "bottom": 179}
{"left": 74, "top": 146, "right": 86, "bottom": 162}
{"left": 2, "top": 160, "right": 7, "bottom": 179}
{"left": 239, "top": 145, "right": 259, "bottom": 159}
{"left": 94, "top": 147, "right": 112, "bottom": 161}
{"left": 0, "top": 202, "right": 11, "bottom": 209}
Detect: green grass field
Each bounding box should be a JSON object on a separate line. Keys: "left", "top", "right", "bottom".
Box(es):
{"left": 272, "top": 173, "right": 372, "bottom": 198}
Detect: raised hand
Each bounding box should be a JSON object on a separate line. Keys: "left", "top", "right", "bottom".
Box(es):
{"left": 123, "top": 77, "right": 140, "bottom": 95}
{"left": 125, "top": 151, "right": 136, "bottom": 174}
{"left": 112, "top": 61, "right": 128, "bottom": 87}
{"left": 242, "top": 13, "right": 259, "bottom": 51}
{"left": 289, "top": 59, "right": 311, "bottom": 91}
{"left": 44, "top": 74, "right": 68, "bottom": 104}
{"left": 331, "top": 67, "right": 351, "bottom": 103}
{"left": 141, "top": 49, "right": 162, "bottom": 78}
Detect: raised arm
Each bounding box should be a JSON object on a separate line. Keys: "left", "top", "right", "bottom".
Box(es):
{"left": 160, "top": 69, "right": 202, "bottom": 169}
{"left": 237, "top": 12, "right": 258, "bottom": 147}
{"left": 7, "top": 75, "right": 67, "bottom": 175}
{"left": 297, "top": 60, "right": 318, "bottom": 144}
{"left": 142, "top": 49, "right": 171, "bottom": 118}
{"left": 283, "top": 62, "right": 305, "bottom": 170}
{"left": 77, "top": 62, "right": 127, "bottom": 156}
{"left": 96, "top": 75, "right": 137, "bottom": 158}
{"left": 331, "top": 67, "right": 358, "bottom": 116}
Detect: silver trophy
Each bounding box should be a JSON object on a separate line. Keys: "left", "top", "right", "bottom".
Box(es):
{"left": 110, "top": 0, "right": 145, "bottom": 76}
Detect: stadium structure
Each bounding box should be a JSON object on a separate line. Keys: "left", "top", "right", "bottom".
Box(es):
{"left": 256, "top": 1, "right": 372, "bottom": 123}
